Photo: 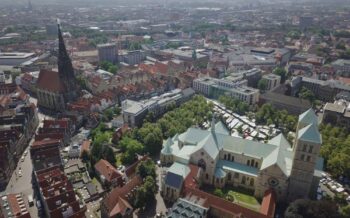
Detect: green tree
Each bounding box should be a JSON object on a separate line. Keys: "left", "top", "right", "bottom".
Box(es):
{"left": 119, "top": 137, "right": 144, "bottom": 164}
{"left": 136, "top": 159, "right": 156, "bottom": 179}
{"left": 341, "top": 205, "right": 350, "bottom": 218}
{"left": 299, "top": 87, "right": 316, "bottom": 105}
{"left": 285, "top": 199, "right": 340, "bottom": 218}
{"left": 213, "top": 188, "right": 224, "bottom": 198}
{"left": 273, "top": 67, "right": 287, "bottom": 83}
{"left": 257, "top": 79, "right": 268, "bottom": 92}
{"left": 108, "top": 65, "right": 118, "bottom": 74}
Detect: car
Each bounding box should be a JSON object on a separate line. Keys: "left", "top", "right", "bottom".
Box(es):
{"left": 36, "top": 200, "right": 41, "bottom": 209}
{"left": 27, "top": 195, "right": 34, "bottom": 207}
{"left": 157, "top": 160, "right": 161, "bottom": 167}
{"left": 18, "top": 171, "right": 22, "bottom": 177}
{"left": 24, "top": 150, "right": 28, "bottom": 156}
{"left": 21, "top": 156, "right": 25, "bottom": 162}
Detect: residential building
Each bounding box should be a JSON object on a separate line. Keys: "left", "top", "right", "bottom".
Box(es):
{"left": 323, "top": 99, "right": 350, "bottom": 128}
{"left": 0, "top": 193, "right": 31, "bottom": 218}
{"left": 290, "top": 76, "right": 350, "bottom": 102}
{"left": 160, "top": 109, "right": 323, "bottom": 202}
{"left": 97, "top": 43, "right": 118, "bottom": 64}
{"left": 94, "top": 159, "right": 123, "bottom": 188}
{"left": 299, "top": 16, "right": 313, "bottom": 30}
{"left": 332, "top": 59, "right": 350, "bottom": 77}
{"left": 100, "top": 176, "right": 142, "bottom": 218}
{"left": 119, "top": 50, "right": 146, "bottom": 66}
{"left": 0, "top": 84, "right": 38, "bottom": 189}
{"left": 262, "top": 74, "right": 281, "bottom": 91}
{"left": 193, "top": 77, "right": 259, "bottom": 105}
{"left": 122, "top": 88, "right": 195, "bottom": 127}
{"left": 35, "top": 167, "right": 86, "bottom": 218}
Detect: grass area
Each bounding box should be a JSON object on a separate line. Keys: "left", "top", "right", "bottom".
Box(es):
{"left": 115, "top": 153, "right": 122, "bottom": 166}
{"left": 209, "top": 185, "right": 261, "bottom": 212}
{"left": 227, "top": 190, "right": 260, "bottom": 211}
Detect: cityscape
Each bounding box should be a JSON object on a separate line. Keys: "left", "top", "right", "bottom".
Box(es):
{"left": 1, "top": 0, "right": 350, "bottom": 217}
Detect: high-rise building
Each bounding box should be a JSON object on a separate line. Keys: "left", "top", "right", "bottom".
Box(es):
{"left": 36, "top": 23, "right": 78, "bottom": 111}
{"left": 97, "top": 43, "right": 118, "bottom": 64}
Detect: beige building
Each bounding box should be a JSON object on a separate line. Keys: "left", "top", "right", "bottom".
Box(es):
{"left": 161, "top": 109, "right": 323, "bottom": 202}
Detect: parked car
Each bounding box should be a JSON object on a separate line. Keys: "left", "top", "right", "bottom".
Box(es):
{"left": 28, "top": 195, "right": 34, "bottom": 207}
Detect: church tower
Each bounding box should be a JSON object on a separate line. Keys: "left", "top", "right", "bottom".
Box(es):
{"left": 57, "top": 21, "right": 78, "bottom": 103}
{"left": 288, "top": 109, "right": 322, "bottom": 201}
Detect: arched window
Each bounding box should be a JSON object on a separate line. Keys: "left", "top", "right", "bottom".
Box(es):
{"left": 198, "top": 159, "right": 206, "bottom": 171}
{"left": 251, "top": 159, "right": 255, "bottom": 167}
{"left": 255, "top": 162, "right": 258, "bottom": 168}
{"left": 228, "top": 154, "right": 231, "bottom": 160}
{"left": 231, "top": 156, "right": 234, "bottom": 162}
{"left": 206, "top": 173, "right": 209, "bottom": 180}
{"left": 250, "top": 178, "right": 254, "bottom": 186}
{"left": 224, "top": 154, "right": 227, "bottom": 160}
{"left": 242, "top": 176, "right": 246, "bottom": 185}
{"left": 247, "top": 160, "right": 250, "bottom": 166}
{"left": 228, "top": 173, "right": 232, "bottom": 181}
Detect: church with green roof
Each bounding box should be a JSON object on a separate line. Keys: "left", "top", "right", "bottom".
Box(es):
{"left": 160, "top": 108, "right": 323, "bottom": 202}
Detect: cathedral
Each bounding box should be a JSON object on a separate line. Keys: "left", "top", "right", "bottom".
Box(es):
{"left": 161, "top": 109, "right": 323, "bottom": 202}
{"left": 36, "top": 23, "right": 78, "bottom": 112}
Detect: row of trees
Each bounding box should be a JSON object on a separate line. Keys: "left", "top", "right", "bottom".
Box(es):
{"left": 133, "top": 160, "right": 157, "bottom": 209}
{"left": 117, "top": 95, "right": 214, "bottom": 165}
{"left": 218, "top": 95, "right": 249, "bottom": 116}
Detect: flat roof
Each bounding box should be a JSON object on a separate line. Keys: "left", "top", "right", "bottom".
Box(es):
{"left": 0, "top": 52, "right": 35, "bottom": 59}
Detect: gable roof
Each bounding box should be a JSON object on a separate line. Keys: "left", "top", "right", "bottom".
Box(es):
{"left": 261, "top": 134, "right": 293, "bottom": 176}
{"left": 165, "top": 162, "right": 191, "bottom": 189}
{"left": 94, "top": 159, "right": 122, "bottom": 183}
{"left": 298, "top": 108, "right": 318, "bottom": 126}
{"left": 298, "top": 124, "right": 322, "bottom": 144}
{"left": 213, "top": 121, "right": 230, "bottom": 135}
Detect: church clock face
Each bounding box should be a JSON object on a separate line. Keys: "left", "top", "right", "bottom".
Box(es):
{"left": 268, "top": 177, "right": 279, "bottom": 187}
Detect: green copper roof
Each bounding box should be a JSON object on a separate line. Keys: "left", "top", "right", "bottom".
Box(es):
{"left": 261, "top": 134, "right": 293, "bottom": 176}
{"left": 168, "top": 162, "right": 191, "bottom": 179}
{"left": 217, "top": 160, "right": 259, "bottom": 177}
{"left": 298, "top": 108, "right": 318, "bottom": 126}
{"left": 161, "top": 138, "right": 173, "bottom": 155}
{"left": 298, "top": 124, "right": 322, "bottom": 144}
{"left": 213, "top": 121, "right": 230, "bottom": 135}
{"left": 215, "top": 167, "right": 227, "bottom": 178}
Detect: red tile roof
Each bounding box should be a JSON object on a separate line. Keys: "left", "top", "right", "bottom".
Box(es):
{"left": 37, "top": 69, "right": 65, "bottom": 92}
{"left": 5, "top": 194, "right": 31, "bottom": 218}
{"left": 102, "top": 176, "right": 142, "bottom": 217}
{"left": 94, "top": 159, "right": 122, "bottom": 183}
{"left": 182, "top": 166, "right": 275, "bottom": 218}
{"left": 43, "top": 119, "right": 69, "bottom": 129}
{"left": 260, "top": 189, "right": 276, "bottom": 218}
{"left": 80, "top": 140, "right": 91, "bottom": 156}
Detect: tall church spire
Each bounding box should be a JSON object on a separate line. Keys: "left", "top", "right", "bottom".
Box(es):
{"left": 56, "top": 19, "right": 78, "bottom": 102}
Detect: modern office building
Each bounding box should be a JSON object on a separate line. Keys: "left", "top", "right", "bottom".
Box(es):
{"left": 193, "top": 77, "right": 259, "bottom": 105}
{"left": 97, "top": 43, "right": 118, "bottom": 64}
{"left": 323, "top": 99, "right": 350, "bottom": 128}
{"left": 262, "top": 74, "right": 281, "bottom": 91}
{"left": 122, "top": 88, "right": 195, "bottom": 127}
